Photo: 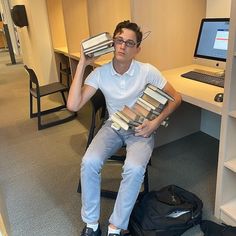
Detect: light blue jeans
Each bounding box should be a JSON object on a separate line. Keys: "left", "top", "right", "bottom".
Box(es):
{"left": 80, "top": 120, "right": 154, "bottom": 230}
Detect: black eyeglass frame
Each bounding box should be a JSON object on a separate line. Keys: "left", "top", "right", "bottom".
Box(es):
{"left": 113, "top": 37, "right": 139, "bottom": 48}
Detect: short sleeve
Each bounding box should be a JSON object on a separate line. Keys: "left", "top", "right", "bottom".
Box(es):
{"left": 146, "top": 64, "right": 167, "bottom": 89}
{"left": 84, "top": 67, "right": 100, "bottom": 89}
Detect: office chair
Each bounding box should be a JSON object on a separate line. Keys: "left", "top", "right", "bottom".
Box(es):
{"left": 77, "top": 89, "right": 150, "bottom": 199}
{"left": 24, "top": 65, "right": 76, "bottom": 130}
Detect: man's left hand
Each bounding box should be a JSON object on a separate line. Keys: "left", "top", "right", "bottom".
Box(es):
{"left": 134, "top": 120, "right": 158, "bottom": 138}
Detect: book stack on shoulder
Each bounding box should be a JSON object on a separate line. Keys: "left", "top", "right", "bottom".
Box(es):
{"left": 82, "top": 32, "right": 114, "bottom": 57}
{"left": 111, "top": 84, "right": 174, "bottom": 131}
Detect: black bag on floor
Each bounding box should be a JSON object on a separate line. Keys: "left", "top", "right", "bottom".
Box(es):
{"left": 128, "top": 185, "right": 203, "bottom": 236}
{"left": 200, "top": 220, "right": 236, "bottom": 236}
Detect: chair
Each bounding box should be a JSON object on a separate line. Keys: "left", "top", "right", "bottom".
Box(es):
{"left": 24, "top": 65, "right": 76, "bottom": 130}
{"left": 77, "top": 89, "right": 150, "bottom": 199}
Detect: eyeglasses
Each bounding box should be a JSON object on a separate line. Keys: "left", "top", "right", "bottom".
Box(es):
{"left": 113, "top": 37, "right": 137, "bottom": 48}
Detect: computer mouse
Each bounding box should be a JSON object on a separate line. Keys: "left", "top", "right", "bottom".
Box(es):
{"left": 214, "top": 93, "right": 224, "bottom": 102}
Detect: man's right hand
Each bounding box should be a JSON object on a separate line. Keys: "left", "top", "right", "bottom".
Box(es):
{"left": 80, "top": 44, "right": 100, "bottom": 66}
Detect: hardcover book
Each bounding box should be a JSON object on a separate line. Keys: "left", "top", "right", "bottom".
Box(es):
{"left": 143, "top": 87, "right": 168, "bottom": 105}
{"left": 82, "top": 32, "right": 112, "bottom": 49}
{"left": 141, "top": 93, "right": 164, "bottom": 111}
{"left": 82, "top": 32, "right": 114, "bottom": 57}
{"left": 122, "top": 105, "right": 145, "bottom": 124}
{"left": 88, "top": 46, "right": 114, "bottom": 58}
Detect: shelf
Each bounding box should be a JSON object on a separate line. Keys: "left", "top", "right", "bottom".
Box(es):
{"left": 69, "top": 52, "right": 80, "bottom": 61}
{"left": 220, "top": 199, "right": 236, "bottom": 226}
{"left": 224, "top": 159, "right": 236, "bottom": 173}
{"left": 54, "top": 47, "right": 69, "bottom": 55}
{"left": 229, "top": 110, "right": 236, "bottom": 118}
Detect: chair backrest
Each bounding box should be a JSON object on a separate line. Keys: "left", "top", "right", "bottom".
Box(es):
{"left": 24, "top": 65, "right": 39, "bottom": 88}
{"left": 86, "top": 89, "right": 107, "bottom": 148}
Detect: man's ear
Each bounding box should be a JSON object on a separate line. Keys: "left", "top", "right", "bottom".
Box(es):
{"left": 136, "top": 46, "right": 141, "bottom": 54}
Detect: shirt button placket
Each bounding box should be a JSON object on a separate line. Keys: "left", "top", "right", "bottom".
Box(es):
{"left": 120, "top": 78, "right": 125, "bottom": 95}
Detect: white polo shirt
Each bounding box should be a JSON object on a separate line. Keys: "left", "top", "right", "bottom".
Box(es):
{"left": 85, "top": 59, "right": 167, "bottom": 116}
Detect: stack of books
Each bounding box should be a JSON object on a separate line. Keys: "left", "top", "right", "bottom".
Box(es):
{"left": 111, "top": 84, "right": 174, "bottom": 131}
{"left": 82, "top": 32, "right": 115, "bottom": 57}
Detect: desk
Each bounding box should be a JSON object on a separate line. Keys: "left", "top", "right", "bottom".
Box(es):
{"left": 154, "top": 64, "right": 223, "bottom": 147}
{"left": 162, "top": 64, "right": 224, "bottom": 115}
{"left": 69, "top": 51, "right": 111, "bottom": 67}
{"left": 54, "top": 47, "right": 69, "bottom": 56}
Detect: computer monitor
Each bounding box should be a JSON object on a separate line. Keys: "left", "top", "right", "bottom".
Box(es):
{"left": 193, "top": 18, "right": 230, "bottom": 70}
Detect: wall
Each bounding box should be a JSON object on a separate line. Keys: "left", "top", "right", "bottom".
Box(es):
{"left": 200, "top": 0, "right": 231, "bottom": 139}
{"left": 207, "top": 0, "right": 231, "bottom": 17}
{"left": 87, "top": 0, "right": 131, "bottom": 60}
{"left": 11, "top": 0, "right": 57, "bottom": 85}
{"left": 131, "top": 0, "right": 206, "bottom": 71}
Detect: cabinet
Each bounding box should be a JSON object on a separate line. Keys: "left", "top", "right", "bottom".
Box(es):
{"left": 215, "top": 0, "right": 236, "bottom": 226}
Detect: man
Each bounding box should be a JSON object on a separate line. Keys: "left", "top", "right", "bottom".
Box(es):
{"left": 67, "top": 20, "right": 182, "bottom": 236}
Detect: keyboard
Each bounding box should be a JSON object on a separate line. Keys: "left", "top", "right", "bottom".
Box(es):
{"left": 181, "top": 70, "right": 224, "bottom": 88}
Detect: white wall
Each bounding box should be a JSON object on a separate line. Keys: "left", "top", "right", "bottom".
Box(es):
{"left": 11, "top": 0, "right": 57, "bottom": 85}
{"left": 200, "top": 0, "right": 231, "bottom": 139}
{"left": 0, "top": 0, "right": 20, "bottom": 55}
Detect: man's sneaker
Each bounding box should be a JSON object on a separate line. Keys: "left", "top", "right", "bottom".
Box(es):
{"left": 108, "top": 234, "right": 120, "bottom": 236}
{"left": 80, "top": 225, "right": 101, "bottom": 236}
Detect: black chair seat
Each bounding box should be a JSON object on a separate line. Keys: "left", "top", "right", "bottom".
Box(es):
{"left": 30, "top": 82, "right": 68, "bottom": 97}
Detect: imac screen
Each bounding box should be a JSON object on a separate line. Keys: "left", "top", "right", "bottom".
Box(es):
{"left": 194, "top": 18, "right": 230, "bottom": 62}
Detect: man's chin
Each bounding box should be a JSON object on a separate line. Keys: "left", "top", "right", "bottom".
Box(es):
{"left": 115, "top": 55, "right": 127, "bottom": 62}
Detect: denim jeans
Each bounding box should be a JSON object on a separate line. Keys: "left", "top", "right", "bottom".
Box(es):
{"left": 80, "top": 120, "right": 154, "bottom": 229}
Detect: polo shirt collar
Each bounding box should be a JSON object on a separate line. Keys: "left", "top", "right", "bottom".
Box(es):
{"left": 111, "top": 59, "right": 136, "bottom": 76}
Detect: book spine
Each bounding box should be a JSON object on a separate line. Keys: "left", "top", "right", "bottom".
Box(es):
{"left": 119, "top": 111, "right": 141, "bottom": 126}
{"left": 144, "top": 87, "right": 168, "bottom": 105}
{"left": 147, "top": 84, "right": 175, "bottom": 102}
{"left": 82, "top": 32, "right": 110, "bottom": 49}
{"left": 91, "top": 46, "right": 114, "bottom": 57}
{"left": 116, "top": 111, "right": 131, "bottom": 124}
{"left": 84, "top": 45, "right": 109, "bottom": 55}
{"left": 136, "top": 99, "right": 152, "bottom": 111}
{"left": 111, "top": 114, "right": 129, "bottom": 130}
{"left": 84, "top": 40, "right": 114, "bottom": 53}
{"left": 138, "top": 97, "right": 156, "bottom": 110}
{"left": 141, "top": 94, "right": 165, "bottom": 110}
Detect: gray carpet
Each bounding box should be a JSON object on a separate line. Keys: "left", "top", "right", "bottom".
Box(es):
{"left": 0, "top": 51, "right": 219, "bottom": 236}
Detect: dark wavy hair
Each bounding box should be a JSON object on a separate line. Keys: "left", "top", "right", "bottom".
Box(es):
{"left": 113, "top": 20, "right": 143, "bottom": 47}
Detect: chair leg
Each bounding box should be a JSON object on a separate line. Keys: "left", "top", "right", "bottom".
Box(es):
{"left": 30, "top": 93, "right": 33, "bottom": 118}
{"left": 77, "top": 180, "right": 82, "bottom": 193}
{"left": 143, "top": 168, "right": 149, "bottom": 194}
{"left": 60, "top": 91, "right": 67, "bottom": 105}
{"left": 66, "top": 73, "right": 71, "bottom": 87}
{"left": 36, "top": 97, "right": 43, "bottom": 130}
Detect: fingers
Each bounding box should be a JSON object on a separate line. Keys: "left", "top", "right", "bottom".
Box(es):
{"left": 134, "top": 125, "right": 151, "bottom": 138}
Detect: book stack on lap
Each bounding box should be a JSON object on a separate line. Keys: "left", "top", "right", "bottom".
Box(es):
{"left": 111, "top": 84, "right": 174, "bottom": 131}
{"left": 82, "top": 32, "right": 115, "bottom": 57}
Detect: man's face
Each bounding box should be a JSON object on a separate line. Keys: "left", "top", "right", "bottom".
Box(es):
{"left": 113, "top": 28, "right": 141, "bottom": 63}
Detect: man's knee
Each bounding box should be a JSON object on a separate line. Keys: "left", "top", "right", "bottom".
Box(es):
{"left": 81, "top": 151, "right": 104, "bottom": 173}
{"left": 122, "top": 162, "right": 146, "bottom": 180}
